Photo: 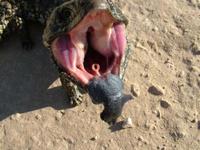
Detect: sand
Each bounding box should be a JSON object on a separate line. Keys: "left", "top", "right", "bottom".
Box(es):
{"left": 0, "top": 0, "right": 200, "bottom": 149}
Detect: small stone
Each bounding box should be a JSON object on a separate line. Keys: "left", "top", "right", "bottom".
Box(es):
{"left": 191, "top": 119, "right": 197, "bottom": 123}
{"left": 138, "top": 136, "right": 144, "bottom": 141}
{"left": 153, "top": 110, "right": 161, "bottom": 118}
{"left": 101, "top": 145, "right": 108, "bottom": 150}
{"left": 131, "top": 84, "right": 140, "bottom": 97}
{"left": 64, "top": 137, "right": 75, "bottom": 144}
{"left": 151, "top": 125, "right": 157, "bottom": 130}
{"left": 160, "top": 100, "right": 170, "bottom": 108}
{"left": 177, "top": 71, "right": 185, "bottom": 78}
{"left": 144, "top": 73, "right": 149, "bottom": 78}
{"left": 143, "top": 140, "right": 148, "bottom": 145}
{"left": 122, "top": 117, "right": 133, "bottom": 129}
{"left": 10, "top": 113, "right": 21, "bottom": 120}
{"left": 161, "top": 136, "right": 166, "bottom": 139}
{"left": 109, "top": 139, "right": 114, "bottom": 143}
{"left": 15, "top": 113, "right": 21, "bottom": 118}
{"left": 55, "top": 111, "right": 63, "bottom": 120}
{"left": 148, "top": 85, "right": 165, "bottom": 95}
{"left": 60, "top": 110, "right": 65, "bottom": 115}
{"left": 90, "top": 136, "right": 98, "bottom": 141}
{"left": 35, "top": 114, "right": 42, "bottom": 120}
{"left": 152, "top": 26, "right": 159, "bottom": 32}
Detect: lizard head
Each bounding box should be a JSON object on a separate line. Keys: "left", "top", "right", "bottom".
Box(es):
{"left": 43, "top": 0, "right": 128, "bottom": 86}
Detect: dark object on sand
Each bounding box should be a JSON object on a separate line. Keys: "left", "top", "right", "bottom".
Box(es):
{"left": 88, "top": 74, "right": 132, "bottom": 124}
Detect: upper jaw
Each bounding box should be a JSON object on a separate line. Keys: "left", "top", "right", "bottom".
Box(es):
{"left": 43, "top": 0, "right": 128, "bottom": 48}
{"left": 51, "top": 10, "right": 127, "bottom": 85}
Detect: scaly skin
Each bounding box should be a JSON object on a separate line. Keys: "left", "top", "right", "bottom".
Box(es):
{"left": 0, "top": 0, "right": 129, "bottom": 106}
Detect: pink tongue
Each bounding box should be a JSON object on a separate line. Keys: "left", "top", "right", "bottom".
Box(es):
{"left": 87, "top": 23, "right": 126, "bottom": 75}
{"left": 51, "top": 35, "right": 93, "bottom": 84}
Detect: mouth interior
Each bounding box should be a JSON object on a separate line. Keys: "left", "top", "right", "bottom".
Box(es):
{"left": 51, "top": 10, "right": 126, "bottom": 85}
{"left": 84, "top": 28, "right": 115, "bottom": 75}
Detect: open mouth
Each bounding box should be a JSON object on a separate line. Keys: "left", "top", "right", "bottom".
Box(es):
{"left": 51, "top": 10, "right": 126, "bottom": 85}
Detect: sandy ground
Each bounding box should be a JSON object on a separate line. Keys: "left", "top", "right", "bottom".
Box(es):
{"left": 0, "top": 0, "right": 200, "bottom": 149}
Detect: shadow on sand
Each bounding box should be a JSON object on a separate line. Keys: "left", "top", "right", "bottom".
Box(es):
{"left": 0, "top": 28, "right": 72, "bottom": 121}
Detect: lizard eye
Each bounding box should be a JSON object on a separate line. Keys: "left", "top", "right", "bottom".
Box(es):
{"left": 59, "top": 9, "right": 71, "bottom": 21}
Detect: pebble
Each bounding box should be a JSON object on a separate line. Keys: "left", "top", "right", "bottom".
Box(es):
{"left": 138, "top": 136, "right": 144, "bottom": 141}
{"left": 60, "top": 110, "right": 65, "bottom": 115}
{"left": 55, "top": 111, "right": 64, "bottom": 120}
{"left": 131, "top": 83, "right": 140, "bottom": 97}
{"left": 64, "top": 137, "right": 75, "bottom": 144}
{"left": 10, "top": 113, "right": 21, "bottom": 120}
{"left": 101, "top": 144, "right": 108, "bottom": 150}
{"left": 35, "top": 114, "right": 42, "bottom": 120}
{"left": 152, "top": 26, "right": 159, "bottom": 32}
{"left": 177, "top": 70, "right": 185, "bottom": 78}
{"left": 153, "top": 110, "right": 161, "bottom": 118}
{"left": 122, "top": 117, "right": 133, "bottom": 129}
{"left": 148, "top": 85, "right": 165, "bottom": 95}
{"left": 191, "top": 119, "right": 197, "bottom": 123}
{"left": 160, "top": 100, "right": 170, "bottom": 108}
{"left": 90, "top": 136, "right": 98, "bottom": 141}
{"left": 15, "top": 113, "right": 21, "bottom": 118}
